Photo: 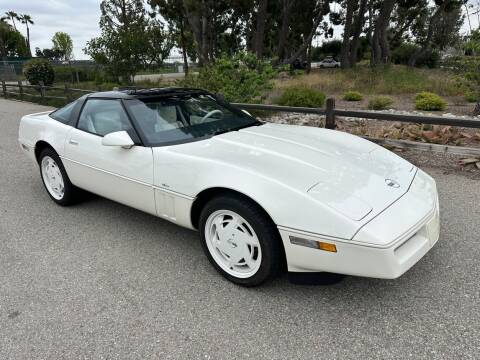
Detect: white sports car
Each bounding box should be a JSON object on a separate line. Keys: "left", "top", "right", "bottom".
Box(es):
{"left": 18, "top": 88, "right": 440, "bottom": 286}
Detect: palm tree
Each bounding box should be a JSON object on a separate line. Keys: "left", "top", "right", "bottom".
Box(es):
{"left": 19, "top": 14, "right": 33, "bottom": 56}
{"left": 5, "top": 11, "right": 19, "bottom": 31}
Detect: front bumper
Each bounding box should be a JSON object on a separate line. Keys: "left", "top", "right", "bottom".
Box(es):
{"left": 279, "top": 170, "right": 440, "bottom": 279}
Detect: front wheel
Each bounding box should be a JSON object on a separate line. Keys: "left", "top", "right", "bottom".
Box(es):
{"left": 199, "top": 195, "right": 282, "bottom": 286}
{"left": 39, "top": 148, "right": 77, "bottom": 206}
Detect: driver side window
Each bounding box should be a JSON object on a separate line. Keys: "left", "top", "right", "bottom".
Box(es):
{"left": 78, "top": 99, "right": 133, "bottom": 137}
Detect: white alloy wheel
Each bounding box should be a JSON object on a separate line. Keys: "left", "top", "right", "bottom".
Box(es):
{"left": 41, "top": 156, "right": 65, "bottom": 200}
{"left": 205, "top": 210, "right": 262, "bottom": 278}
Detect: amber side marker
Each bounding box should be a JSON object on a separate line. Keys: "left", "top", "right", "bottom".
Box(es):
{"left": 289, "top": 236, "right": 337, "bottom": 253}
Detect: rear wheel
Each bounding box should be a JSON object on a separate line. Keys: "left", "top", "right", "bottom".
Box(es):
{"left": 39, "top": 148, "right": 77, "bottom": 206}
{"left": 199, "top": 195, "right": 282, "bottom": 286}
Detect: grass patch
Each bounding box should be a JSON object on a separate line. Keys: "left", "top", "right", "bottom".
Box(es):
{"left": 274, "top": 65, "right": 463, "bottom": 97}
{"left": 343, "top": 90, "right": 363, "bottom": 101}
{"left": 367, "top": 96, "right": 394, "bottom": 110}
{"left": 275, "top": 86, "right": 326, "bottom": 108}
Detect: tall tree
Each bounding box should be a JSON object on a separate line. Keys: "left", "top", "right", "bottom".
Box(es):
{"left": 52, "top": 31, "right": 73, "bottom": 61}
{"left": 5, "top": 11, "right": 19, "bottom": 31}
{"left": 277, "top": 0, "right": 294, "bottom": 61}
{"left": 408, "top": 0, "right": 465, "bottom": 66}
{"left": 18, "top": 14, "right": 33, "bottom": 57}
{"left": 253, "top": 0, "right": 269, "bottom": 57}
{"left": 84, "top": 0, "right": 151, "bottom": 82}
{"left": 283, "top": 0, "right": 331, "bottom": 65}
{"left": 149, "top": 0, "right": 196, "bottom": 74}
{"left": 348, "top": 0, "right": 367, "bottom": 65}
{"left": 0, "top": 19, "right": 28, "bottom": 59}
{"left": 339, "top": 0, "right": 356, "bottom": 68}
{"left": 371, "top": 0, "right": 396, "bottom": 65}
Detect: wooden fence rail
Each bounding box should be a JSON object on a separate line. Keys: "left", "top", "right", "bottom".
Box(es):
{"left": 2, "top": 80, "right": 480, "bottom": 131}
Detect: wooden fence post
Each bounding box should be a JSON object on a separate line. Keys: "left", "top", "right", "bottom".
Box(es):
{"left": 325, "top": 98, "right": 336, "bottom": 129}
{"left": 2, "top": 80, "right": 6, "bottom": 98}
{"left": 18, "top": 80, "right": 23, "bottom": 100}
{"left": 39, "top": 81, "right": 45, "bottom": 101}
{"left": 64, "top": 83, "right": 71, "bottom": 103}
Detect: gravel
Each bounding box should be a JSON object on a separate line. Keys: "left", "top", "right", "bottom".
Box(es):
{"left": 1, "top": 98, "right": 479, "bottom": 359}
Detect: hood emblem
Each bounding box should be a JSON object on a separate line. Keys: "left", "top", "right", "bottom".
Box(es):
{"left": 385, "top": 178, "right": 400, "bottom": 188}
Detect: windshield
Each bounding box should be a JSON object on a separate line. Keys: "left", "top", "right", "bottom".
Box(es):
{"left": 125, "top": 94, "right": 259, "bottom": 146}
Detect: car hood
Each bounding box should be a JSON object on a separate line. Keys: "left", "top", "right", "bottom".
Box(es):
{"left": 206, "top": 123, "right": 416, "bottom": 221}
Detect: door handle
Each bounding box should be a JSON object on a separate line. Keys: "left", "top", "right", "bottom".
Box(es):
{"left": 69, "top": 139, "right": 79, "bottom": 145}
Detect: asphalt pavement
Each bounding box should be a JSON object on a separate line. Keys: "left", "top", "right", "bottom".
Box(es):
{"left": 0, "top": 98, "right": 479, "bottom": 359}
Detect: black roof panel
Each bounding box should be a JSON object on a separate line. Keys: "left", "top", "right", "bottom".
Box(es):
{"left": 86, "top": 87, "right": 209, "bottom": 100}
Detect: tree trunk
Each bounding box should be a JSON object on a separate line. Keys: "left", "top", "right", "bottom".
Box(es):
{"left": 371, "top": 0, "right": 395, "bottom": 65}
{"left": 349, "top": 0, "right": 367, "bottom": 66}
{"left": 179, "top": 21, "right": 189, "bottom": 75}
{"left": 254, "top": 0, "right": 269, "bottom": 58}
{"left": 277, "top": 0, "right": 293, "bottom": 61}
{"left": 26, "top": 25, "right": 31, "bottom": 57}
{"left": 183, "top": 0, "right": 207, "bottom": 66}
{"left": 340, "top": 0, "right": 356, "bottom": 69}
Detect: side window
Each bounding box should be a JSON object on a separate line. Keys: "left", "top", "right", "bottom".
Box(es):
{"left": 50, "top": 101, "right": 77, "bottom": 124}
{"left": 78, "top": 99, "right": 133, "bottom": 137}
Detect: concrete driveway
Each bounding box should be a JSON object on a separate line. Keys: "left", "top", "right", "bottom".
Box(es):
{"left": 0, "top": 98, "right": 479, "bottom": 359}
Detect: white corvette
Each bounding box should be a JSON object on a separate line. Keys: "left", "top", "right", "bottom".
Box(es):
{"left": 18, "top": 88, "right": 440, "bottom": 286}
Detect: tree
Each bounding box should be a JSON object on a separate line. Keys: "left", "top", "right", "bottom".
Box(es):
{"left": 149, "top": 0, "right": 196, "bottom": 74}
{"left": 52, "top": 32, "right": 73, "bottom": 61}
{"left": 408, "top": 0, "right": 465, "bottom": 67}
{"left": 0, "top": 19, "right": 28, "bottom": 59}
{"left": 85, "top": 0, "right": 171, "bottom": 83}
{"left": 282, "top": 0, "right": 332, "bottom": 65}
{"left": 35, "top": 47, "right": 65, "bottom": 61}
{"left": 371, "top": 0, "right": 396, "bottom": 65}
{"left": 18, "top": 14, "right": 33, "bottom": 56}
{"left": 277, "top": 0, "right": 294, "bottom": 61}
{"left": 253, "top": 0, "right": 269, "bottom": 57}
{"left": 5, "top": 11, "right": 19, "bottom": 31}
{"left": 144, "top": 20, "right": 174, "bottom": 66}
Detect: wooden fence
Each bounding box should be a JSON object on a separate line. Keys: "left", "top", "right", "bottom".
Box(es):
{"left": 2, "top": 80, "right": 480, "bottom": 139}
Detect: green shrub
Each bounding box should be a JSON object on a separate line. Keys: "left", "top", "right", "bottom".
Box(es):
{"left": 367, "top": 96, "right": 394, "bottom": 110}
{"left": 179, "top": 52, "right": 277, "bottom": 103}
{"left": 415, "top": 91, "right": 447, "bottom": 111}
{"left": 23, "top": 58, "right": 54, "bottom": 86}
{"left": 276, "top": 86, "right": 326, "bottom": 108}
{"left": 343, "top": 90, "right": 363, "bottom": 101}
{"left": 465, "top": 91, "right": 479, "bottom": 103}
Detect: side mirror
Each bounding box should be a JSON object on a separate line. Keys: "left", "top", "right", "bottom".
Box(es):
{"left": 102, "top": 131, "right": 134, "bottom": 149}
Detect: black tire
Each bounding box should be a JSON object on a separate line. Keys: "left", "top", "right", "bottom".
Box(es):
{"left": 38, "top": 148, "right": 78, "bottom": 206}
{"left": 199, "top": 195, "right": 283, "bottom": 286}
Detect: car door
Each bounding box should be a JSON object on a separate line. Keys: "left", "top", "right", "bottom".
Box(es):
{"left": 62, "top": 98, "right": 156, "bottom": 215}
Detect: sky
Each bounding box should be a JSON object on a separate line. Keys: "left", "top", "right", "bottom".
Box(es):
{"left": 1, "top": 0, "right": 479, "bottom": 60}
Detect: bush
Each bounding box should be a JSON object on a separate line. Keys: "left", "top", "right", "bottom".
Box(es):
{"left": 23, "top": 58, "right": 54, "bottom": 86}
{"left": 343, "top": 90, "right": 363, "bottom": 101}
{"left": 465, "top": 91, "right": 479, "bottom": 103}
{"left": 415, "top": 91, "right": 447, "bottom": 111}
{"left": 276, "top": 86, "right": 326, "bottom": 108}
{"left": 179, "top": 52, "right": 277, "bottom": 103}
{"left": 367, "top": 96, "right": 394, "bottom": 110}
{"left": 391, "top": 43, "right": 440, "bottom": 68}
